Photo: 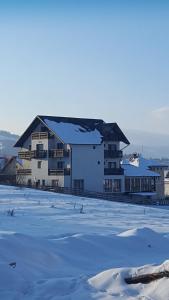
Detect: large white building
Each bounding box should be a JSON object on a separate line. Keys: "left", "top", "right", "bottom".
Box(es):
{"left": 15, "top": 115, "right": 130, "bottom": 193}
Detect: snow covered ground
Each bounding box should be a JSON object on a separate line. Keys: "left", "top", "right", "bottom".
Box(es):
{"left": 0, "top": 185, "right": 169, "bottom": 299}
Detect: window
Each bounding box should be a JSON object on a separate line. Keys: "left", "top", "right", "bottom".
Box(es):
{"left": 93, "top": 146, "right": 96, "bottom": 149}
{"left": 125, "top": 178, "right": 130, "bottom": 192}
{"left": 57, "top": 143, "right": 63, "bottom": 149}
{"left": 108, "top": 144, "right": 117, "bottom": 151}
{"left": 52, "top": 180, "right": 59, "bottom": 187}
{"left": 141, "top": 178, "right": 149, "bottom": 191}
{"left": 108, "top": 162, "right": 116, "bottom": 169}
{"left": 134, "top": 178, "right": 140, "bottom": 192}
{"left": 113, "top": 179, "right": 121, "bottom": 192}
{"left": 104, "top": 179, "right": 112, "bottom": 192}
{"left": 129, "top": 178, "right": 140, "bottom": 192}
{"left": 37, "top": 161, "right": 42, "bottom": 169}
{"left": 28, "top": 145, "right": 31, "bottom": 151}
{"left": 42, "top": 180, "right": 45, "bottom": 186}
{"left": 27, "top": 179, "right": 32, "bottom": 186}
{"left": 36, "top": 144, "right": 43, "bottom": 151}
{"left": 73, "top": 179, "right": 84, "bottom": 190}
{"left": 36, "top": 180, "right": 40, "bottom": 187}
{"left": 57, "top": 161, "right": 64, "bottom": 169}
{"left": 151, "top": 177, "right": 156, "bottom": 191}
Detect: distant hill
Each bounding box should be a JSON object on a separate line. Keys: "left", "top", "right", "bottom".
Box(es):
{"left": 0, "top": 131, "right": 19, "bottom": 156}
{"left": 123, "top": 129, "right": 169, "bottom": 159}
{"left": 0, "top": 128, "right": 169, "bottom": 159}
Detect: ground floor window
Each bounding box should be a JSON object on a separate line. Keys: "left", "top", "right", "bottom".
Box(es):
{"left": 27, "top": 179, "right": 32, "bottom": 186}
{"left": 125, "top": 178, "right": 130, "bottom": 192}
{"left": 113, "top": 179, "right": 121, "bottom": 192}
{"left": 104, "top": 179, "right": 121, "bottom": 192}
{"left": 36, "top": 180, "right": 40, "bottom": 187}
{"left": 152, "top": 177, "right": 156, "bottom": 191}
{"left": 42, "top": 180, "right": 45, "bottom": 186}
{"left": 73, "top": 179, "right": 84, "bottom": 190}
{"left": 131, "top": 178, "right": 140, "bottom": 192}
{"left": 141, "top": 178, "right": 149, "bottom": 191}
{"left": 52, "top": 180, "right": 59, "bottom": 187}
{"left": 104, "top": 179, "right": 112, "bottom": 192}
{"left": 126, "top": 177, "right": 156, "bottom": 193}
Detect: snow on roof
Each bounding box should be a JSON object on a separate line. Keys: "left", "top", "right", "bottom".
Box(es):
{"left": 122, "top": 163, "right": 160, "bottom": 177}
{"left": 44, "top": 119, "right": 103, "bottom": 144}
{"left": 15, "top": 115, "right": 130, "bottom": 147}
{"left": 131, "top": 192, "right": 157, "bottom": 196}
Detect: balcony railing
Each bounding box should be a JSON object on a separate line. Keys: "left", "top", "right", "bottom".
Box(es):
{"left": 18, "top": 150, "right": 47, "bottom": 160}
{"left": 49, "top": 149, "right": 69, "bottom": 158}
{"left": 104, "top": 168, "right": 124, "bottom": 175}
{"left": 48, "top": 168, "right": 71, "bottom": 176}
{"left": 32, "top": 132, "right": 48, "bottom": 140}
{"left": 31, "top": 150, "right": 47, "bottom": 159}
{"left": 18, "top": 151, "right": 31, "bottom": 160}
{"left": 104, "top": 150, "right": 123, "bottom": 159}
{"left": 17, "top": 169, "right": 32, "bottom": 175}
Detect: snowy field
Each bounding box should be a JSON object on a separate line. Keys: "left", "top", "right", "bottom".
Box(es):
{"left": 0, "top": 185, "right": 169, "bottom": 299}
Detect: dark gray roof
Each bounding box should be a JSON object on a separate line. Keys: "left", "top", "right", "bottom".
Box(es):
{"left": 14, "top": 115, "right": 130, "bottom": 147}
{"left": 97, "top": 122, "right": 130, "bottom": 144}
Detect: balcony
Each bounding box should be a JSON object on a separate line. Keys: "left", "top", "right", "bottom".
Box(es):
{"left": 32, "top": 132, "right": 48, "bottom": 140}
{"left": 104, "top": 168, "right": 124, "bottom": 175}
{"left": 18, "top": 150, "right": 47, "bottom": 160}
{"left": 17, "top": 169, "right": 32, "bottom": 175}
{"left": 49, "top": 149, "right": 69, "bottom": 158}
{"left": 18, "top": 151, "right": 31, "bottom": 160}
{"left": 104, "top": 150, "right": 123, "bottom": 159}
{"left": 31, "top": 150, "right": 47, "bottom": 159}
{"left": 48, "top": 168, "right": 71, "bottom": 176}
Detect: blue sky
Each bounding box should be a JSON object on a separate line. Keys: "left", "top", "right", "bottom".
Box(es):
{"left": 0, "top": 0, "right": 169, "bottom": 134}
